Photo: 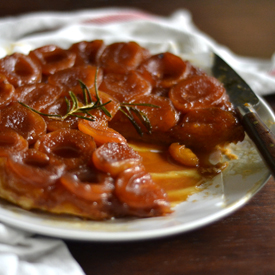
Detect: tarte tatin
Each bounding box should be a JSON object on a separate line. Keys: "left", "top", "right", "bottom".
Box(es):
{"left": 0, "top": 40, "right": 244, "bottom": 220}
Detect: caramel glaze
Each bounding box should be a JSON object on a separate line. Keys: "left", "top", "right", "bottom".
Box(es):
{"left": 129, "top": 141, "right": 228, "bottom": 206}
{"left": 0, "top": 40, "right": 244, "bottom": 220}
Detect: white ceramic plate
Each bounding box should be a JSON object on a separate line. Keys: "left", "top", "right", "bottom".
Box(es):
{"left": 0, "top": 18, "right": 273, "bottom": 241}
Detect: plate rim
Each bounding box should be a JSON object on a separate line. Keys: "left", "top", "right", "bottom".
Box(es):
{"left": 0, "top": 172, "right": 270, "bottom": 242}
{"left": 0, "top": 16, "right": 274, "bottom": 240}
{"left": 0, "top": 96, "right": 272, "bottom": 242}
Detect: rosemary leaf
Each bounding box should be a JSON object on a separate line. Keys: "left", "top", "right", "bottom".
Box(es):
{"left": 78, "top": 80, "right": 88, "bottom": 105}
{"left": 69, "top": 91, "right": 79, "bottom": 111}
{"left": 118, "top": 102, "right": 159, "bottom": 135}
{"left": 64, "top": 97, "right": 71, "bottom": 114}
{"left": 129, "top": 107, "right": 152, "bottom": 134}
{"left": 93, "top": 68, "right": 112, "bottom": 118}
{"left": 82, "top": 111, "right": 96, "bottom": 119}
{"left": 119, "top": 106, "right": 143, "bottom": 136}
{"left": 78, "top": 79, "right": 93, "bottom": 104}
{"left": 94, "top": 68, "right": 100, "bottom": 103}
{"left": 18, "top": 102, "right": 62, "bottom": 119}
{"left": 100, "top": 105, "right": 112, "bottom": 118}
{"left": 78, "top": 105, "right": 97, "bottom": 112}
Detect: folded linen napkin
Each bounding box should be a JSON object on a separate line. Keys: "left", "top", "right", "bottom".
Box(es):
{"left": 0, "top": 8, "right": 274, "bottom": 275}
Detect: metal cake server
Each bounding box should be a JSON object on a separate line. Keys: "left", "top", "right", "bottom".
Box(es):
{"left": 212, "top": 53, "right": 275, "bottom": 177}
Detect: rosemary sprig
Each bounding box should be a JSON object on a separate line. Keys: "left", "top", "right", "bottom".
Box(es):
{"left": 19, "top": 86, "right": 107, "bottom": 122}
{"left": 18, "top": 67, "right": 159, "bottom": 135}
{"left": 19, "top": 69, "right": 111, "bottom": 122}
{"left": 119, "top": 103, "right": 159, "bottom": 136}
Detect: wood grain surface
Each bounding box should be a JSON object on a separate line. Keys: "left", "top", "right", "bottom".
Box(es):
{"left": 1, "top": 1, "right": 275, "bottom": 274}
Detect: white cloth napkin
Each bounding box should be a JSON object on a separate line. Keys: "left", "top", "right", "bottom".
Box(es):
{"left": 0, "top": 224, "right": 84, "bottom": 275}
{"left": 0, "top": 8, "right": 274, "bottom": 95}
{"left": 0, "top": 8, "right": 274, "bottom": 275}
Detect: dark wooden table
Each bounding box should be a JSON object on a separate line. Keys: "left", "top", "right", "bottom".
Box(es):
{"left": 1, "top": 1, "right": 275, "bottom": 274}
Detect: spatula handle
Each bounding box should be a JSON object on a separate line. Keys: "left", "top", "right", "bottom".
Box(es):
{"left": 237, "top": 104, "right": 275, "bottom": 178}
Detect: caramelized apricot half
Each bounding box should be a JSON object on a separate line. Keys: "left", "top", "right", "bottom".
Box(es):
{"left": 92, "top": 142, "right": 142, "bottom": 176}
{"left": 78, "top": 119, "right": 126, "bottom": 146}
{"left": 137, "top": 52, "right": 190, "bottom": 88}
{"left": 0, "top": 53, "right": 41, "bottom": 87}
{"left": 99, "top": 71, "right": 151, "bottom": 102}
{"left": 169, "top": 143, "right": 199, "bottom": 167}
{"left": 115, "top": 165, "right": 170, "bottom": 210}
{"left": 14, "top": 83, "right": 62, "bottom": 111}
{"left": 6, "top": 149, "right": 65, "bottom": 187}
{"left": 34, "top": 129, "right": 96, "bottom": 170}
{"left": 100, "top": 42, "right": 150, "bottom": 74}
{"left": 40, "top": 97, "right": 80, "bottom": 132}
{"left": 0, "top": 129, "right": 28, "bottom": 157}
{"left": 172, "top": 107, "right": 245, "bottom": 150}
{"left": 69, "top": 40, "right": 105, "bottom": 66}
{"left": 169, "top": 75, "right": 226, "bottom": 113}
{"left": 48, "top": 65, "right": 103, "bottom": 97}
{"left": 130, "top": 94, "right": 179, "bottom": 132}
{"left": 60, "top": 170, "right": 114, "bottom": 202}
{"left": 29, "top": 45, "right": 76, "bottom": 75}
{"left": 0, "top": 102, "right": 46, "bottom": 144}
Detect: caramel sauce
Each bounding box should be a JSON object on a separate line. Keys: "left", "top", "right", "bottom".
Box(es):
{"left": 129, "top": 141, "right": 205, "bottom": 206}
